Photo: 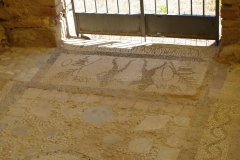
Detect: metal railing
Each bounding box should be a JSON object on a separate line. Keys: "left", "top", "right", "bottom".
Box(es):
{"left": 72, "top": 0, "right": 219, "bottom": 44}
{"left": 75, "top": 0, "right": 218, "bottom": 16}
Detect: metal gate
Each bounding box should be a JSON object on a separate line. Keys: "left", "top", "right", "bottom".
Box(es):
{"left": 71, "top": 0, "right": 219, "bottom": 43}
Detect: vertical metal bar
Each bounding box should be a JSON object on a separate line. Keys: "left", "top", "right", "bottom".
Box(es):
{"left": 83, "top": 0, "right": 86, "bottom": 12}
{"left": 95, "top": 0, "right": 97, "bottom": 13}
{"left": 140, "top": 0, "right": 146, "bottom": 41}
{"left": 203, "top": 0, "right": 205, "bottom": 16}
{"left": 71, "top": 0, "right": 79, "bottom": 37}
{"left": 128, "top": 0, "right": 131, "bottom": 14}
{"left": 106, "top": 0, "right": 108, "bottom": 13}
{"left": 155, "top": 0, "right": 157, "bottom": 14}
{"left": 166, "top": 0, "right": 168, "bottom": 14}
{"left": 215, "top": 0, "right": 219, "bottom": 45}
{"left": 190, "top": 0, "right": 192, "bottom": 15}
{"left": 117, "top": 0, "right": 119, "bottom": 13}
{"left": 178, "top": 0, "right": 180, "bottom": 15}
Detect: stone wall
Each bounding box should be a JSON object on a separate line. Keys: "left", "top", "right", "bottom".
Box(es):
{"left": 0, "top": 0, "right": 65, "bottom": 48}
{"left": 219, "top": 0, "right": 240, "bottom": 62}
{"left": 0, "top": 24, "right": 8, "bottom": 50}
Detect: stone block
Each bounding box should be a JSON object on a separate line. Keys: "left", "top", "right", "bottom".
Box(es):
{"left": 221, "top": 19, "right": 240, "bottom": 28}
{"left": 221, "top": 5, "right": 239, "bottom": 19}
{"left": 219, "top": 44, "right": 240, "bottom": 63}
{"left": 31, "top": 3, "right": 63, "bottom": 17}
{"left": 1, "top": 16, "right": 48, "bottom": 29}
{"left": 8, "top": 28, "right": 57, "bottom": 47}
{"left": 222, "top": 0, "right": 240, "bottom": 5}
{"left": 0, "top": 24, "right": 8, "bottom": 50}
{"left": 36, "top": 0, "right": 62, "bottom": 6}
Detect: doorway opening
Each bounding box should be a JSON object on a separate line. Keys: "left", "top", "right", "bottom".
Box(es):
{"left": 64, "top": 0, "right": 221, "bottom": 46}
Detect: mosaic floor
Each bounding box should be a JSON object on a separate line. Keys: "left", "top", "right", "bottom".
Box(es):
{"left": 0, "top": 41, "right": 239, "bottom": 160}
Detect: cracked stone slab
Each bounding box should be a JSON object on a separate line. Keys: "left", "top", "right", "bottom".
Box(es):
{"left": 40, "top": 53, "right": 209, "bottom": 96}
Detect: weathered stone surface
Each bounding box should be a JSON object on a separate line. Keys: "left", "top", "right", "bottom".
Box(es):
{"left": 11, "top": 126, "right": 28, "bottom": 137}
{"left": 102, "top": 134, "right": 121, "bottom": 144}
{"left": 38, "top": 89, "right": 59, "bottom": 100}
{"left": 0, "top": 116, "right": 17, "bottom": 125}
{"left": 135, "top": 116, "right": 171, "bottom": 131}
{"left": 68, "top": 93, "right": 88, "bottom": 103}
{"left": 219, "top": 44, "right": 240, "bottom": 63}
{"left": 221, "top": 5, "right": 240, "bottom": 19}
{"left": 85, "top": 94, "right": 103, "bottom": 104}
{"left": 0, "top": 0, "right": 63, "bottom": 48}
{"left": 29, "top": 100, "right": 52, "bottom": 118}
{"left": 165, "top": 104, "right": 183, "bottom": 115}
{"left": 128, "top": 138, "right": 153, "bottom": 153}
{"left": 72, "top": 128, "right": 84, "bottom": 139}
{"left": 0, "top": 123, "right": 6, "bottom": 132}
{"left": 12, "top": 99, "right": 34, "bottom": 108}
{"left": 24, "top": 149, "right": 38, "bottom": 157}
{"left": 6, "top": 108, "right": 26, "bottom": 117}
{"left": 157, "top": 146, "right": 180, "bottom": 160}
{"left": 173, "top": 116, "right": 191, "bottom": 127}
{"left": 82, "top": 106, "right": 113, "bottom": 124}
{"left": 54, "top": 91, "right": 71, "bottom": 102}
{"left": 0, "top": 24, "right": 8, "bottom": 50}
{"left": 8, "top": 28, "right": 57, "bottom": 47}
{"left": 21, "top": 88, "right": 43, "bottom": 99}
{"left": 45, "top": 128, "right": 57, "bottom": 138}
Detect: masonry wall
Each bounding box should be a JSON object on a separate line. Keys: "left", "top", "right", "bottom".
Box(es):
{"left": 218, "top": 0, "right": 240, "bottom": 62}
{"left": 0, "top": 0, "right": 65, "bottom": 49}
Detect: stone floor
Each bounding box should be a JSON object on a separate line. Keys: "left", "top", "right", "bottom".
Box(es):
{"left": 0, "top": 40, "right": 239, "bottom": 160}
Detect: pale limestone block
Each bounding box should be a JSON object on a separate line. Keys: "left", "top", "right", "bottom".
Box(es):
{"left": 166, "top": 136, "right": 182, "bottom": 148}
{"left": 135, "top": 115, "right": 171, "bottom": 131}
{"left": 128, "top": 138, "right": 153, "bottom": 153}
{"left": 72, "top": 128, "right": 84, "bottom": 139}
{"left": 12, "top": 99, "right": 34, "bottom": 108}
{"left": 180, "top": 105, "right": 196, "bottom": 117}
{"left": 165, "top": 104, "right": 183, "bottom": 115}
{"left": 0, "top": 124, "right": 6, "bottom": 132}
{"left": 173, "top": 116, "right": 191, "bottom": 127}
{"left": 169, "top": 126, "right": 187, "bottom": 138}
{"left": 38, "top": 89, "right": 59, "bottom": 100}
{"left": 85, "top": 94, "right": 103, "bottom": 104}
{"left": 101, "top": 97, "right": 119, "bottom": 107}
{"left": 21, "top": 88, "right": 43, "bottom": 99}
{"left": 157, "top": 146, "right": 180, "bottom": 160}
{"left": 45, "top": 144, "right": 62, "bottom": 152}
{"left": 102, "top": 134, "right": 121, "bottom": 144}
{"left": 82, "top": 106, "right": 113, "bottom": 124}
{"left": 68, "top": 93, "right": 88, "bottom": 103}
{"left": 24, "top": 149, "right": 38, "bottom": 157}
{"left": 29, "top": 100, "right": 52, "bottom": 118}
{"left": 61, "top": 108, "right": 81, "bottom": 118}
{"left": 6, "top": 108, "right": 26, "bottom": 117}
{"left": 45, "top": 128, "right": 58, "bottom": 138}
{"left": 115, "top": 98, "right": 136, "bottom": 109}
{"left": 54, "top": 91, "right": 71, "bottom": 102}
{"left": 0, "top": 116, "right": 17, "bottom": 125}
{"left": 11, "top": 126, "right": 28, "bottom": 137}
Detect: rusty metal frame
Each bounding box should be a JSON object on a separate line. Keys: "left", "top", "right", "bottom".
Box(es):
{"left": 71, "top": 0, "right": 219, "bottom": 44}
